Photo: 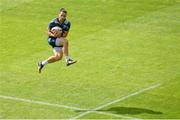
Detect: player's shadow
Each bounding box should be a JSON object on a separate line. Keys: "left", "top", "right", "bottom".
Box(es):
{"left": 76, "top": 106, "right": 162, "bottom": 115}
{"left": 98, "top": 106, "right": 163, "bottom": 115}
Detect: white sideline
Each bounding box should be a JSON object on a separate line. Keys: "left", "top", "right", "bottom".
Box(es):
{"left": 70, "top": 83, "right": 161, "bottom": 119}
{"left": 0, "top": 95, "right": 86, "bottom": 111}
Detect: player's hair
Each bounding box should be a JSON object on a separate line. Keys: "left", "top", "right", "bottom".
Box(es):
{"left": 60, "top": 8, "right": 67, "bottom": 14}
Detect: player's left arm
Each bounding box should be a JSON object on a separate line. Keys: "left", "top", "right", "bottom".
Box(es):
{"left": 61, "top": 21, "right": 71, "bottom": 38}
{"left": 61, "top": 31, "right": 69, "bottom": 37}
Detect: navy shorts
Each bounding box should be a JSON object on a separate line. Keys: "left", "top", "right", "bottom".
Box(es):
{"left": 48, "top": 37, "right": 63, "bottom": 48}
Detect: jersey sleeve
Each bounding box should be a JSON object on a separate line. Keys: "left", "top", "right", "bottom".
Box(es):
{"left": 48, "top": 19, "right": 56, "bottom": 30}
{"left": 64, "top": 21, "right": 71, "bottom": 32}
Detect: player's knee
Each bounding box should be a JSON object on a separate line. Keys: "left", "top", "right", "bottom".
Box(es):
{"left": 56, "top": 56, "right": 62, "bottom": 61}
{"left": 55, "top": 54, "right": 62, "bottom": 61}
{"left": 55, "top": 55, "right": 62, "bottom": 61}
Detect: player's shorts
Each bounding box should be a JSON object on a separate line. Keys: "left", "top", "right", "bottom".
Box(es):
{"left": 48, "top": 37, "right": 63, "bottom": 52}
{"left": 53, "top": 47, "right": 63, "bottom": 53}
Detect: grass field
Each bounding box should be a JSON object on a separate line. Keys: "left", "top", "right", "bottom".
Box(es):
{"left": 0, "top": 0, "right": 180, "bottom": 119}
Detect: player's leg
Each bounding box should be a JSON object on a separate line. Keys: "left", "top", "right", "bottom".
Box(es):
{"left": 38, "top": 37, "right": 64, "bottom": 73}
{"left": 38, "top": 48, "right": 63, "bottom": 73}
{"left": 48, "top": 38, "right": 64, "bottom": 63}
{"left": 47, "top": 48, "right": 63, "bottom": 63}
{"left": 42, "top": 37, "right": 63, "bottom": 64}
{"left": 59, "top": 38, "right": 77, "bottom": 66}
{"left": 61, "top": 38, "right": 69, "bottom": 60}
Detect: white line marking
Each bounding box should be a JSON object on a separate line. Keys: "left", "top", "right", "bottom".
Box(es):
{"left": 70, "top": 83, "right": 161, "bottom": 119}
{"left": 0, "top": 95, "right": 86, "bottom": 111}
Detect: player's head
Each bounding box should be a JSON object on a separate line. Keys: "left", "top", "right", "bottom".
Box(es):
{"left": 58, "top": 8, "right": 67, "bottom": 22}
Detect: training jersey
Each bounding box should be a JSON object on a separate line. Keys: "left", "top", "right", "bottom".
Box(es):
{"left": 48, "top": 18, "right": 71, "bottom": 38}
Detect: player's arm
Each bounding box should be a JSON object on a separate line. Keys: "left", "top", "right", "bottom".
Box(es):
{"left": 61, "top": 21, "right": 71, "bottom": 38}
{"left": 47, "top": 20, "right": 56, "bottom": 37}
{"left": 61, "top": 31, "right": 69, "bottom": 37}
{"left": 48, "top": 29, "right": 55, "bottom": 37}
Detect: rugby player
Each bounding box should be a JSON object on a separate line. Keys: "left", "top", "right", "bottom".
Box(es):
{"left": 38, "top": 8, "right": 76, "bottom": 73}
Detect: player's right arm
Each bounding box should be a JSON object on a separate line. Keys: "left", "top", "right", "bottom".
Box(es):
{"left": 47, "top": 29, "right": 55, "bottom": 37}
{"left": 47, "top": 19, "right": 56, "bottom": 37}
{"left": 61, "top": 21, "right": 71, "bottom": 38}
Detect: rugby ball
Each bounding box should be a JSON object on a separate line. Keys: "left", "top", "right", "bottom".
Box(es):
{"left": 51, "top": 26, "right": 62, "bottom": 31}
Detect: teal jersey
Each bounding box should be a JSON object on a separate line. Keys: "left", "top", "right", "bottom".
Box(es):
{"left": 48, "top": 18, "right": 71, "bottom": 33}
{"left": 48, "top": 18, "right": 71, "bottom": 48}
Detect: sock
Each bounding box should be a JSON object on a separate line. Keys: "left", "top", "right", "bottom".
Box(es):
{"left": 65, "top": 56, "right": 70, "bottom": 62}
{"left": 42, "top": 60, "right": 48, "bottom": 66}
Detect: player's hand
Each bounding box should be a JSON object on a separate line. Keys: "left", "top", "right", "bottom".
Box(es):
{"left": 52, "top": 30, "right": 62, "bottom": 38}
{"left": 48, "top": 31, "right": 56, "bottom": 37}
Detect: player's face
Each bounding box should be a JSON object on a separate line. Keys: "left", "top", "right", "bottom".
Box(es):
{"left": 58, "top": 12, "right": 67, "bottom": 22}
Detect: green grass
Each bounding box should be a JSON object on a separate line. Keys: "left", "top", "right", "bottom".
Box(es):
{"left": 0, "top": 0, "right": 180, "bottom": 119}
